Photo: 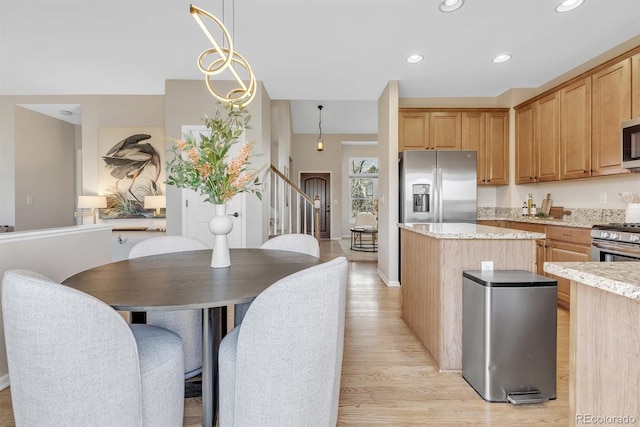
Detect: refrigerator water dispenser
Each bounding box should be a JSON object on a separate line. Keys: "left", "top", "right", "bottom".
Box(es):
{"left": 412, "top": 184, "right": 430, "bottom": 213}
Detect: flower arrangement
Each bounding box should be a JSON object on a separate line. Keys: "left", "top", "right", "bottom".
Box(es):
{"left": 166, "top": 102, "right": 262, "bottom": 204}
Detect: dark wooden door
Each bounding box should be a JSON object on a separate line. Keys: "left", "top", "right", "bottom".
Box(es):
{"left": 301, "top": 173, "right": 330, "bottom": 239}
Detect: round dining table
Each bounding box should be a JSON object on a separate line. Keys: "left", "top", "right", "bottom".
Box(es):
{"left": 63, "top": 248, "right": 322, "bottom": 427}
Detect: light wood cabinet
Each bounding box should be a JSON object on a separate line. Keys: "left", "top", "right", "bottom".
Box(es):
{"left": 399, "top": 111, "right": 429, "bottom": 151}
{"left": 560, "top": 77, "right": 592, "bottom": 180}
{"left": 591, "top": 58, "right": 631, "bottom": 176}
{"left": 462, "top": 111, "right": 509, "bottom": 185}
{"left": 632, "top": 53, "right": 640, "bottom": 118}
{"left": 515, "top": 103, "right": 536, "bottom": 184}
{"left": 544, "top": 226, "right": 591, "bottom": 311}
{"left": 429, "top": 112, "right": 461, "bottom": 149}
{"left": 535, "top": 92, "right": 561, "bottom": 182}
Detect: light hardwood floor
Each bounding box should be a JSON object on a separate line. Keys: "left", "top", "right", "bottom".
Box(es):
{"left": 0, "top": 240, "right": 569, "bottom": 426}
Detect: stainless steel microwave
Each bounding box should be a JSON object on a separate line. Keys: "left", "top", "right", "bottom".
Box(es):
{"left": 622, "top": 117, "right": 640, "bottom": 170}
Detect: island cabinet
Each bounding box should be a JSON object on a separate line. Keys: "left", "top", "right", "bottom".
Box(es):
{"left": 543, "top": 262, "right": 640, "bottom": 426}
{"left": 399, "top": 223, "right": 542, "bottom": 371}
{"left": 591, "top": 58, "right": 632, "bottom": 176}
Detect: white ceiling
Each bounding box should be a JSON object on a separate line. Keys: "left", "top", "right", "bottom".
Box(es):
{"left": 2, "top": 0, "right": 640, "bottom": 134}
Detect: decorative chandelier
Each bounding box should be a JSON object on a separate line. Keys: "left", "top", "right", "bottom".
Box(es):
{"left": 190, "top": 4, "right": 256, "bottom": 107}
{"left": 317, "top": 105, "right": 324, "bottom": 152}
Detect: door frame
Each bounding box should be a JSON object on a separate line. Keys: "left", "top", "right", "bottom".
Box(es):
{"left": 298, "top": 170, "right": 333, "bottom": 239}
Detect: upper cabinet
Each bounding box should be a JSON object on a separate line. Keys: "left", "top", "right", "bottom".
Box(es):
{"left": 515, "top": 46, "right": 640, "bottom": 183}
{"left": 560, "top": 77, "right": 592, "bottom": 180}
{"left": 633, "top": 53, "right": 640, "bottom": 119}
{"left": 399, "top": 111, "right": 429, "bottom": 151}
{"left": 591, "top": 58, "right": 631, "bottom": 176}
{"left": 462, "top": 111, "right": 509, "bottom": 185}
{"left": 429, "top": 112, "right": 461, "bottom": 149}
{"left": 400, "top": 108, "right": 509, "bottom": 185}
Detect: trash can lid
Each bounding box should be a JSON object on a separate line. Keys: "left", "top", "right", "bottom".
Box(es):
{"left": 463, "top": 270, "right": 557, "bottom": 287}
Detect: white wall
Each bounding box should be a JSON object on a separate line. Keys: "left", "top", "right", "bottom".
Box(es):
{"left": 0, "top": 226, "right": 113, "bottom": 390}
{"left": 377, "top": 81, "right": 400, "bottom": 287}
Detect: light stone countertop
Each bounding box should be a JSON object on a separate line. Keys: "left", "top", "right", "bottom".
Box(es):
{"left": 544, "top": 262, "right": 640, "bottom": 301}
{"left": 481, "top": 216, "right": 595, "bottom": 229}
{"left": 398, "top": 223, "right": 545, "bottom": 240}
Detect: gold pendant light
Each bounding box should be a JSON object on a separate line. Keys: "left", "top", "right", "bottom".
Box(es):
{"left": 317, "top": 105, "right": 324, "bottom": 152}
{"left": 190, "top": 4, "right": 256, "bottom": 107}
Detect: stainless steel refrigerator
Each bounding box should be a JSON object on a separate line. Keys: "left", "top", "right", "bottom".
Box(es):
{"left": 399, "top": 150, "right": 477, "bottom": 223}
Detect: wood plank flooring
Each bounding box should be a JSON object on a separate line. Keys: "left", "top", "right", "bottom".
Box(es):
{"left": 0, "top": 240, "right": 569, "bottom": 426}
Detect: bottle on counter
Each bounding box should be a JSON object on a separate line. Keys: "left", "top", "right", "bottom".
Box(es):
{"left": 522, "top": 202, "right": 528, "bottom": 216}
{"left": 527, "top": 193, "right": 534, "bottom": 216}
{"left": 531, "top": 203, "right": 537, "bottom": 216}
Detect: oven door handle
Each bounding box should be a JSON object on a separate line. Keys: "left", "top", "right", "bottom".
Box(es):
{"left": 592, "top": 241, "right": 640, "bottom": 257}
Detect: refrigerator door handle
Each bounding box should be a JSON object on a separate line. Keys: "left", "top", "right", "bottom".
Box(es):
{"left": 431, "top": 168, "right": 438, "bottom": 222}
{"left": 437, "top": 168, "right": 444, "bottom": 222}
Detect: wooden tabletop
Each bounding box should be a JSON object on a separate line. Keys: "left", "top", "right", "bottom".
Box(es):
{"left": 63, "top": 248, "right": 321, "bottom": 311}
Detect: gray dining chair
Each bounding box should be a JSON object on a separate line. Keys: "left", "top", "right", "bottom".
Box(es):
{"left": 129, "top": 235, "right": 208, "bottom": 379}
{"left": 218, "top": 256, "right": 348, "bottom": 427}
{"left": 1, "top": 269, "right": 184, "bottom": 426}
{"left": 233, "top": 233, "right": 321, "bottom": 327}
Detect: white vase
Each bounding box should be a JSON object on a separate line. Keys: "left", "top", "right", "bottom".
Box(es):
{"left": 208, "top": 203, "right": 233, "bottom": 268}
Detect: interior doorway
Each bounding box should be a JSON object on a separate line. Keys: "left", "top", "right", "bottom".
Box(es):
{"left": 300, "top": 172, "right": 330, "bottom": 239}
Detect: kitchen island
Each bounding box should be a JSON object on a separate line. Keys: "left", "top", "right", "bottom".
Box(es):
{"left": 399, "top": 223, "right": 545, "bottom": 371}
{"left": 543, "top": 262, "right": 639, "bottom": 426}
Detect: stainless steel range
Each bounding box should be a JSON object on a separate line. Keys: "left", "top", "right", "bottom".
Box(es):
{"left": 591, "top": 223, "right": 640, "bottom": 262}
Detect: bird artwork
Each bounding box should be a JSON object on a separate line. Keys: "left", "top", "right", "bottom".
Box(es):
{"left": 102, "top": 134, "right": 161, "bottom": 202}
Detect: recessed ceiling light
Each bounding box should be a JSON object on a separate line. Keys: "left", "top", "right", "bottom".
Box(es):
{"left": 439, "top": 0, "right": 464, "bottom": 13}
{"left": 492, "top": 54, "right": 512, "bottom": 63}
{"left": 406, "top": 54, "right": 424, "bottom": 64}
{"left": 555, "top": 0, "right": 585, "bottom": 12}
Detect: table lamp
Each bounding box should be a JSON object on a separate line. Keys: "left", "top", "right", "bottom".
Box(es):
{"left": 144, "top": 195, "right": 166, "bottom": 217}
{"left": 75, "top": 196, "right": 107, "bottom": 224}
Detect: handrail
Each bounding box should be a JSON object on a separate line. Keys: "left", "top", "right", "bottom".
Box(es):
{"left": 269, "top": 165, "right": 314, "bottom": 204}
{"left": 267, "top": 164, "right": 320, "bottom": 240}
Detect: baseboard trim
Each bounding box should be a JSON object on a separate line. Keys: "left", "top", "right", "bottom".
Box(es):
{"left": 377, "top": 269, "right": 400, "bottom": 287}
{"left": 0, "top": 373, "right": 9, "bottom": 391}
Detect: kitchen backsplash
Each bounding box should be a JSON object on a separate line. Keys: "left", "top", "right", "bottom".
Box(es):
{"left": 478, "top": 207, "right": 625, "bottom": 224}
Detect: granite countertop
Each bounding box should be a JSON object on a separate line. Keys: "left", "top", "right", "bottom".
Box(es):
{"left": 544, "top": 262, "right": 640, "bottom": 301}
{"left": 399, "top": 223, "right": 545, "bottom": 240}
{"left": 480, "top": 216, "right": 595, "bottom": 229}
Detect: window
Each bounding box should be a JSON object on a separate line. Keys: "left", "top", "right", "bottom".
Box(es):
{"left": 349, "top": 158, "right": 379, "bottom": 222}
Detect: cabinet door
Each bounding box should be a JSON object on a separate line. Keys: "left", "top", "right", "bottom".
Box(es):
{"left": 592, "top": 58, "right": 631, "bottom": 176}
{"left": 429, "top": 112, "right": 461, "bottom": 149}
{"left": 561, "top": 77, "right": 592, "bottom": 180}
{"left": 633, "top": 53, "right": 640, "bottom": 119}
{"left": 515, "top": 103, "right": 536, "bottom": 184}
{"left": 536, "top": 239, "right": 546, "bottom": 276}
{"left": 399, "top": 111, "right": 429, "bottom": 151}
{"left": 535, "top": 92, "right": 561, "bottom": 182}
{"left": 546, "top": 240, "right": 590, "bottom": 310}
{"left": 462, "top": 112, "right": 485, "bottom": 184}
{"left": 485, "top": 111, "right": 509, "bottom": 185}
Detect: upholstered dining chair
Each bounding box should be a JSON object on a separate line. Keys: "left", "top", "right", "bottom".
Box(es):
{"left": 218, "top": 256, "right": 348, "bottom": 427}
{"left": 259, "top": 233, "right": 320, "bottom": 257}
{"left": 1, "top": 269, "right": 184, "bottom": 426}
{"left": 355, "top": 211, "right": 378, "bottom": 229}
{"left": 129, "top": 235, "right": 208, "bottom": 379}
{"left": 233, "top": 233, "right": 321, "bottom": 327}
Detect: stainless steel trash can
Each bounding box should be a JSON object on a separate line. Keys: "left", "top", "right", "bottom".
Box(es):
{"left": 462, "top": 270, "right": 557, "bottom": 404}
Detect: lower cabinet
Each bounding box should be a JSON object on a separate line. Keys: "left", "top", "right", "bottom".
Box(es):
{"left": 544, "top": 226, "right": 591, "bottom": 311}
{"left": 479, "top": 219, "right": 591, "bottom": 310}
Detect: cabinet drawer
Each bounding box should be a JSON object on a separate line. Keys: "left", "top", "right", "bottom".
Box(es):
{"left": 545, "top": 226, "right": 591, "bottom": 245}
{"left": 504, "top": 221, "right": 546, "bottom": 233}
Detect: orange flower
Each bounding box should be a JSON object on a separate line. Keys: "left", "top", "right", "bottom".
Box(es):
{"left": 176, "top": 139, "right": 187, "bottom": 150}
{"left": 188, "top": 148, "right": 199, "bottom": 163}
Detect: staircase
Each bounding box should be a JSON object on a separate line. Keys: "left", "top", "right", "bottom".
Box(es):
{"left": 267, "top": 165, "right": 320, "bottom": 240}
